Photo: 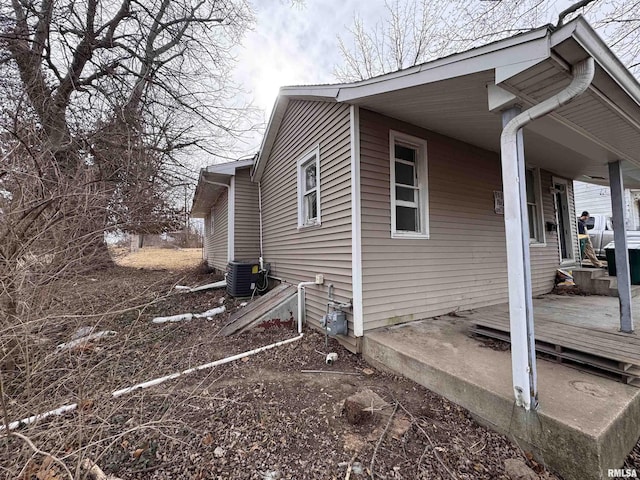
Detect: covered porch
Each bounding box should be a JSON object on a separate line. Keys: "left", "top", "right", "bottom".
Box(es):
{"left": 328, "top": 15, "right": 640, "bottom": 410}
{"left": 362, "top": 294, "right": 640, "bottom": 480}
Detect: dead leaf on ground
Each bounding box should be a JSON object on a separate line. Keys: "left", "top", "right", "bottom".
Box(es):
{"left": 133, "top": 447, "right": 146, "bottom": 458}
{"left": 202, "top": 433, "right": 213, "bottom": 445}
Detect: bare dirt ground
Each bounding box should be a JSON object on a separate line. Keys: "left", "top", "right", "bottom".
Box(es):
{"left": 2, "top": 249, "right": 635, "bottom": 479}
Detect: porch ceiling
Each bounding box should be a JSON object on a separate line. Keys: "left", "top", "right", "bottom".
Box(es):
{"left": 342, "top": 23, "right": 640, "bottom": 188}
{"left": 349, "top": 61, "right": 640, "bottom": 188}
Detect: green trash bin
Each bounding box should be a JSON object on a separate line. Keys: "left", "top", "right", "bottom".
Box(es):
{"left": 603, "top": 240, "right": 640, "bottom": 285}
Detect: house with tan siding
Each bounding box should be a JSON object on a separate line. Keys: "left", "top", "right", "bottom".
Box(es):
{"left": 191, "top": 158, "right": 260, "bottom": 272}
{"left": 195, "top": 15, "right": 640, "bottom": 415}
{"left": 189, "top": 18, "right": 640, "bottom": 476}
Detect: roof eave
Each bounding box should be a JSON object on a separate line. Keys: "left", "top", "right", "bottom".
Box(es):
{"left": 564, "top": 18, "right": 640, "bottom": 108}
{"left": 191, "top": 164, "right": 244, "bottom": 217}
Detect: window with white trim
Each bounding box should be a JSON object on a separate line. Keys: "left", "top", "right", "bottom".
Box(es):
{"left": 297, "top": 147, "right": 321, "bottom": 228}
{"left": 525, "top": 168, "right": 544, "bottom": 243}
{"left": 390, "top": 131, "right": 429, "bottom": 238}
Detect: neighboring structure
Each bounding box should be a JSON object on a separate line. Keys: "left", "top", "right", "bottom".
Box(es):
{"left": 191, "top": 159, "right": 260, "bottom": 272}
{"left": 574, "top": 180, "right": 640, "bottom": 229}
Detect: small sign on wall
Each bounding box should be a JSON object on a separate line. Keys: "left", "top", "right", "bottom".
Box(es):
{"left": 494, "top": 190, "right": 504, "bottom": 214}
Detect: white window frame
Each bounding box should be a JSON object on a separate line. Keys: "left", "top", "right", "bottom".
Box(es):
{"left": 297, "top": 146, "right": 321, "bottom": 228}
{"left": 526, "top": 167, "right": 546, "bottom": 246}
{"left": 389, "top": 130, "right": 429, "bottom": 239}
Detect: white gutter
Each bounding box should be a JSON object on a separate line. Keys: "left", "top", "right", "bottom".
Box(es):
{"left": 501, "top": 57, "right": 595, "bottom": 411}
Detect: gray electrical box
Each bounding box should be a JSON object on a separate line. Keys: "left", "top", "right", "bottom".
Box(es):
{"left": 321, "top": 310, "right": 348, "bottom": 336}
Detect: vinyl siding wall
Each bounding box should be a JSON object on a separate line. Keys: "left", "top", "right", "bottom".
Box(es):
{"left": 359, "top": 109, "right": 561, "bottom": 331}
{"left": 233, "top": 167, "right": 260, "bottom": 260}
{"left": 260, "top": 100, "right": 354, "bottom": 344}
{"left": 210, "top": 189, "right": 229, "bottom": 272}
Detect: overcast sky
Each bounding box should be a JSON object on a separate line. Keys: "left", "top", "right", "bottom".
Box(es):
{"left": 234, "top": 1, "right": 385, "bottom": 113}
{"left": 229, "top": 0, "right": 388, "bottom": 156}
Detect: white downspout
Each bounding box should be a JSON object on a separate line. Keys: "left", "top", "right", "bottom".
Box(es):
{"left": 227, "top": 176, "right": 235, "bottom": 263}
{"left": 501, "top": 57, "right": 595, "bottom": 410}
{"left": 258, "top": 181, "right": 264, "bottom": 269}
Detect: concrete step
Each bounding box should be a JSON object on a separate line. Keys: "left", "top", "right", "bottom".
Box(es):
{"left": 573, "top": 270, "right": 640, "bottom": 297}
{"left": 572, "top": 267, "right": 607, "bottom": 287}
{"left": 362, "top": 319, "right": 640, "bottom": 480}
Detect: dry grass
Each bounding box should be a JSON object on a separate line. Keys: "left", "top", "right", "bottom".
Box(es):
{"left": 114, "top": 247, "right": 203, "bottom": 270}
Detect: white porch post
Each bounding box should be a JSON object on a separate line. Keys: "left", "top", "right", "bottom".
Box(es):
{"left": 608, "top": 160, "right": 634, "bottom": 333}
{"left": 501, "top": 106, "right": 538, "bottom": 410}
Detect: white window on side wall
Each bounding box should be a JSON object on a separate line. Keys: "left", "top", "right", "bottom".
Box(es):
{"left": 390, "top": 131, "right": 429, "bottom": 238}
{"left": 526, "top": 168, "right": 545, "bottom": 244}
{"left": 297, "top": 146, "right": 321, "bottom": 228}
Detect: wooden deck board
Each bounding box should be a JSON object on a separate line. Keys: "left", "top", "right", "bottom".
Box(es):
{"left": 470, "top": 313, "right": 640, "bottom": 386}
{"left": 471, "top": 313, "right": 640, "bottom": 361}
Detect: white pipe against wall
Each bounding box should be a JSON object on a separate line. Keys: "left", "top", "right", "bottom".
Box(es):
{"left": 297, "top": 281, "right": 318, "bottom": 334}
{"left": 500, "top": 57, "right": 595, "bottom": 411}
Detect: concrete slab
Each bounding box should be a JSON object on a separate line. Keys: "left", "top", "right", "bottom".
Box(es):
{"left": 362, "top": 315, "right": 640, "bottom": 480}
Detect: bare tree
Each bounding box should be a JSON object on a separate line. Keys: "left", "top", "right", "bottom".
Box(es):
{"left": 335, "top": 0, "right": 640, "bottom": 82}
{"left": 0, "top": 0, "right": 256, "bottom": 264}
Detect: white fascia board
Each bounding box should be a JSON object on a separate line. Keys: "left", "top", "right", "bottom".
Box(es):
{"left": 190, "top": 169, "right": 209, "bottom": 217}
{"left": 566, "top": 18, "right": 640, "bottom": 108}
{"left": 279, "top": 86, "right": 341, "bottom": 99}
{"left": 206, "top": 158, "right": 254, "bottom": 175}
{"left": 337, "top": 30, "right": 551, "bottom": 102}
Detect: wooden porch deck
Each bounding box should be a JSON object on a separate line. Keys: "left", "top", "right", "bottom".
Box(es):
{"left": 468, "top": 295, "right": 640, "bottom": 386}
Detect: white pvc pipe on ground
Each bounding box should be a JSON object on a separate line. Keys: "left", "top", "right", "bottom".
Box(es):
{"left": 1, "top": 403, "right": 78, "bottom": 431}
{"left": 112, "top": 333, "right": 304, "bottom": 397}
{"left": 3, "top": 317, "right": 303, "bottom": 430}
{"left": 151, "top": 306, "right": 225, "bottom": 323}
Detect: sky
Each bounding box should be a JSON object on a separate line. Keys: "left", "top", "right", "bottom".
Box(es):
{"left": 228, "top": 0, "right": 575, "bottom": 158}
{"left": 231, "top": 0, "right": 387, "bottom": 153}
